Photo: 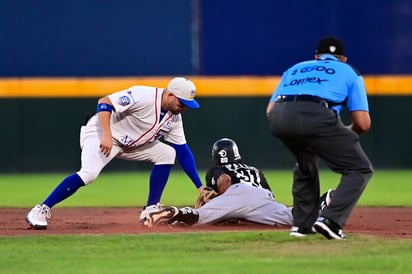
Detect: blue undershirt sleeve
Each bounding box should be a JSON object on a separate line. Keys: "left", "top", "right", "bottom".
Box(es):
{"left": 171, "top": 143, "right": 203, "bottom": 189}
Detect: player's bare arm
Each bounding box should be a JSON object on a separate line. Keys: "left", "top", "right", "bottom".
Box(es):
{"left": 97, "top": 96, "right": 114, "bottom": 157}
{"left": 349, "top": 110, "right": 371, "bottom": 135}
{"left": 216, "top": 173, "right": 232, "bottom": 194}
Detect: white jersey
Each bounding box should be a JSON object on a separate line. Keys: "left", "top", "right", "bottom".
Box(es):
{"left": 77, "top": 85, "right": 188, "bottom": 184}
{"left": 105, "top": 86, "right": 186, "bottom": 148}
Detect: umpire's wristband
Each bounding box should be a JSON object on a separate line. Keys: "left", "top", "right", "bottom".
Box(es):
{"left": 97, "top": 103, "right": 113, "bottom": 113}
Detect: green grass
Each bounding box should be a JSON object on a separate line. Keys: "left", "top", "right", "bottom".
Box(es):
{"left": 0, "top": 170, "right": 411, "bottom": 274}
{"left": 0, "top": 169, "right": 411, "bottom": 207}
{"left": 1, "top": 232, "right": 411, "bottom": 274}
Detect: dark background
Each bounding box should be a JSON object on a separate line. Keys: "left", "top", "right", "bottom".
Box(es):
{"left": 2, "top": 0, "right": 411, "bottom": 76}
{"left": 1, "top": 0, "right": 411, "bottom": 172}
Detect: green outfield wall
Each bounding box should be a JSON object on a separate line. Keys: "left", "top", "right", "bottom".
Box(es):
{"left": 1, "top": 95, "right": 410, "bottom": 172}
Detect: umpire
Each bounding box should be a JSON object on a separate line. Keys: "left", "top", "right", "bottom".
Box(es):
{"left": 266, "top": 36, "right": 373, "bottom": 240}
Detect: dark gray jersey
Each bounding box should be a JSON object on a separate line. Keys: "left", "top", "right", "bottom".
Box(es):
{"left": 205, "top": 162, "right": 272, "bottom": 193}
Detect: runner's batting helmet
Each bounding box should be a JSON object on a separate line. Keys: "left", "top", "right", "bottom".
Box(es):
{"left": 212, "top": 138, "right": 241, "bottom": 166}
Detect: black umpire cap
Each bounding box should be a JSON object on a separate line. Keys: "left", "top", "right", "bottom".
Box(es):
{"left": 316, "top": 36, "right": 345, "bottom": 55}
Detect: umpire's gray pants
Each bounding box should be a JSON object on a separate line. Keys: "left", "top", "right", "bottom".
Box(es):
{"left": 267, "top": 101, "right": 373, "bottom": 229}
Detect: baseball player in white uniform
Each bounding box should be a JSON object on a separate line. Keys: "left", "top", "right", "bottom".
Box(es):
{"left": 25, "top": 77, "right": 204, "bottom": 229}
{"left": 144, "top": 138, "right": 335, "bottom": 232}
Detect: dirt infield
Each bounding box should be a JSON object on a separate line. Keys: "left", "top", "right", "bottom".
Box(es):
{"left": 1, "top": 207, "right": 411, "bottom": 238}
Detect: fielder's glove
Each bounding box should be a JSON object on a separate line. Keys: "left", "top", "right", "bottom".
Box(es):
{"left": 195, "top": 186, "right": 219, "bottom": 209}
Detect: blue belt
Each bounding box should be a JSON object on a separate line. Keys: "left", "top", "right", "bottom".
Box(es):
{"left": 276, "top": 95, "right": 329, "bottom": 108}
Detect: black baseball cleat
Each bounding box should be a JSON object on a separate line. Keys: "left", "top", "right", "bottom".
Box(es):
{"left": 319, "top": 189, "right": 336, "bottom": 211}
{"left": 314, "top": 216, "right": 346, "bottom": 240}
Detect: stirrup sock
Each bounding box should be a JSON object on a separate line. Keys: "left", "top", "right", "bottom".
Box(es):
{"left": 43, "top": 173, "right": 85, "bottom": 208}
{"left": 146, "top": 164, "right": 172, "bottom": 206}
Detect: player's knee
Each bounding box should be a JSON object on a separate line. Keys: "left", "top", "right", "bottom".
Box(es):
{"left": 154, "top": 145, "right": 176, "bottom": 165}
{"left": 360, "top": 164, "right": 374, "bottom": 182}
{"left": 77, "top": 170, "right": 99, "bottom": 185}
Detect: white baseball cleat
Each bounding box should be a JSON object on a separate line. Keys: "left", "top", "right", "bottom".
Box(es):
{"left": 139, "top": 203, "right": 164, "bottom": 224}
{"left": 25, "top": 204, "right": 51, "bottom": 229}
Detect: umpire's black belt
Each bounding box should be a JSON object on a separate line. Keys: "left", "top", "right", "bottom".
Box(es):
{"left": 276, "top": 95, "right": 329, "bottom": 108}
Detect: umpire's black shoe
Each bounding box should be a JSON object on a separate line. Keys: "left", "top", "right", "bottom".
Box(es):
{"left": 319, "top": 189, "right": 336, "bottom": 211}
{"left": 289, "top": 226, "right": 316, "bottom": 237}
{"left": 314, "top": 216, "right": 346, "bottom": 240}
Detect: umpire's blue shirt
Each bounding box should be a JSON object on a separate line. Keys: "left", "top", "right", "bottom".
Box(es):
{"left": 270, "top": 54, "right": 369, "bottom": 114}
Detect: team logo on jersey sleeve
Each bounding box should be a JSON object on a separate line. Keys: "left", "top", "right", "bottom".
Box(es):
{"left": 118, "top": 96, "right": 131, "bottom": 106}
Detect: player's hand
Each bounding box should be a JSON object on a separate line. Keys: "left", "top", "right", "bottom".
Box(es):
{"left": 195, "top": 186, "right": 219, "bottom": 209}
{"left": 99, "top": 136, "right": 113, "bottom": 157}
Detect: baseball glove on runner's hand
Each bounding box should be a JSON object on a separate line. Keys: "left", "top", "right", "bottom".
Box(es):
{"left": 195, "top": 186, "right": 219, "bottom": 209}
